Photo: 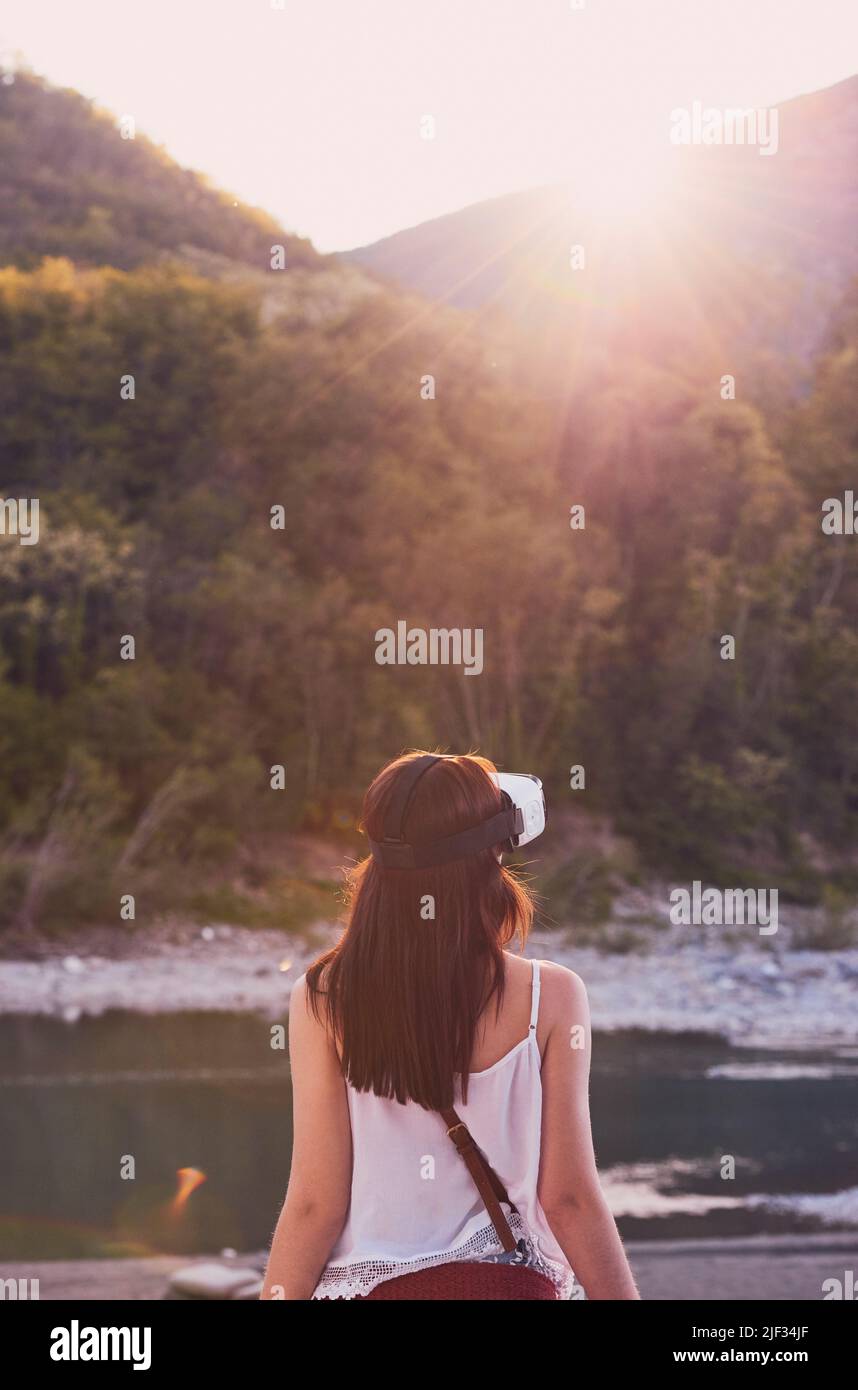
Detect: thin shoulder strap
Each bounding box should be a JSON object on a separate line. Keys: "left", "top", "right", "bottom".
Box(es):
{"left": 440, "top": 1107, "right": 519, "bottom": 1253}
{"left": 529, "top": 958, "right": 541, "bottom": 1033}
{"left": 435, "top": 963, "right": 541, "bottom": 1255}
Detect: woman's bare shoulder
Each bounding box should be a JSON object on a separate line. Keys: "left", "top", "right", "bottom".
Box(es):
{"left": 502, "top": 952, "right": 588, "bottom": 1012}
{"left": 532, "top": 958, "right": 590, "bottom": 1020}
{"left": 290, "top": 970, "right": 328, "bottom": 1030}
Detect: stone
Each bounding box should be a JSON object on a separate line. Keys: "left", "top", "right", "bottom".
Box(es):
{"left": 232, "top": 1279, "right": 263, "bottom": 1300}
{"left": 167, "top": 1262, "right": 262, "bottom": 1300}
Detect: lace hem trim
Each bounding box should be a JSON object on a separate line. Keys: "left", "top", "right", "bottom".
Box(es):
{"left": 312, "top": 1212, "right": 577, "bottom": 1300}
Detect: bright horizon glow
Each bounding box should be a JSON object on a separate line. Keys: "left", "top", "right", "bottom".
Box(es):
{"left": 1, "top": 0, "right": 857, "bottom": 252}
{"left": 562, "top": 121, "right": 679, "bottom": 223}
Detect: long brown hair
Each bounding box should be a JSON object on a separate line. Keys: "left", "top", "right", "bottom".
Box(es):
{"left": 305, "top": 750, "right": 534, "bottom": 1109}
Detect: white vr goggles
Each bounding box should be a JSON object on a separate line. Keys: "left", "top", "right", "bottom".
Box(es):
{"left": 367, "top": 755, "right": 546, "bottom": 870}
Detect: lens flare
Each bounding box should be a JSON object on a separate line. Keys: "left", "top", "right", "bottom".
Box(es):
{"left": 169, "top": 1167, "right": 206, "bottom": 1217}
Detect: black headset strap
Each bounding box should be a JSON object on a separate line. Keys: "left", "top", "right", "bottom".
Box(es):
{"left": 370, "top": 804, "right": 522, "bottom": 870}
{"left": 382, "top": 754, "right": 444, "bottom": 841}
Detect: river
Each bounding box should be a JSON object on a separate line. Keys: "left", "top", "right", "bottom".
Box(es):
{"left": 0, "top": 1012, "right": 856, "bottom": 1259}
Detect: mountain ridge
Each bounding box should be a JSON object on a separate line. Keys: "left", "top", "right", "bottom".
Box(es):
{"left": 340, "top": 73, "right": 858, "bottom": 366}
{"left": 0, "top": 70, "right": 320, "bottom": 274}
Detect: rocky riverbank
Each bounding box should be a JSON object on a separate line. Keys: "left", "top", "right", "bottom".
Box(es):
{"left": 1, "top": 893, "right": 856, "bottom": 1050}
{"left": 3, "top": 1232, "right": 855, "bottom": 1301}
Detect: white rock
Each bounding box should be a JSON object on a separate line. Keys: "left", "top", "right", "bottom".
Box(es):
{"left": 233, "top": 1279, "right": 264, "bottom": 1300}
{"left": 168, "top": 1262, "right": 261, "bottom": 1299}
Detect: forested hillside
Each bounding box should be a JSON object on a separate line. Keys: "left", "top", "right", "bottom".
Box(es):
{"left": 1, "top": 74, "right": 857, "bottom": 933}
{"left": 0, "top": 73, "right": 318, "bottom": 272}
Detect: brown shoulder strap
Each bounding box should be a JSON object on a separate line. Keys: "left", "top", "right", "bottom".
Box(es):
{"left": 440, "top": 1106, "right": 519, "bottom": 1253}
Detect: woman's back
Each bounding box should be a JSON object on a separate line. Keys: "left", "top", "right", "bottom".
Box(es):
{"left": 261, "top": 752, "right": 639, "bottom": 1302}
{"left": 312, "top": 954, "right": 577, "bottom": 1300}
{"left": 470, "top": 949, "right": 543, "bottom": 1072}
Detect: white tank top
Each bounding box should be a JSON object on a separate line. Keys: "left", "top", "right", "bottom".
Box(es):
{"left": 312, "top": 959, "right": 577, "bottom": 1299}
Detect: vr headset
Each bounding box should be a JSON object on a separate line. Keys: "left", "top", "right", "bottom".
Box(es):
{"left": 367, "top": 754, "right": 546, "bottom": 870}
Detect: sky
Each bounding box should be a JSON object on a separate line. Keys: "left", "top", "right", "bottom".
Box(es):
{"left": 2, "top": 0, "right": 857, "bottom": 253}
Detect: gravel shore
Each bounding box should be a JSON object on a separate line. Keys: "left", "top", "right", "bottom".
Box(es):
{"left": 3, "top": 1233, "right": 855, "bottom": 1301}
{"left": 0, "top": 908, "right": 856, "bottom": 1050}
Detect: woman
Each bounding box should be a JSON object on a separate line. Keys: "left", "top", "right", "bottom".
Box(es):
{"left": 261, "top": 751, "right": 639, "bottom": 1300}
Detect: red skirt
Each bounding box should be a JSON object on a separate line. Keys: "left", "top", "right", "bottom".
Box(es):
{"left": 355, "top": 1261, "right": 558, "bottom": 1301}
